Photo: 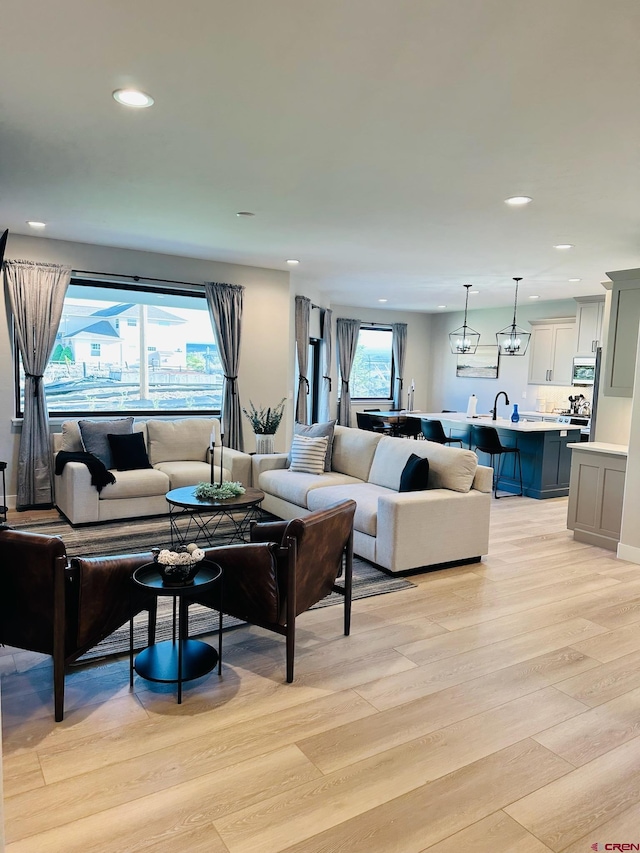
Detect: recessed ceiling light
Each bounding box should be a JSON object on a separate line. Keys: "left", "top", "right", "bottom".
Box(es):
{"left": 112, "top": 88, "right": 154, "bottom": 108}
{"left": 286, "top": 259, "right": 299, "bottom": 265}
{"left": 568, "top": 278, "right": 581, "bottom": 282}
{"left": 529, "top": 295, "right": 540, "bottom": 299}
{"left": 469, "top": 290, "right": 479, "bottom": 294}
{"left": 236, "top": 211, "right": 255, "bottom": 217}
{"left": 554, "top": 243, "right": 574, "bottom": 250}
{"left": 378, "top": 298, "right": 388, "bottom": 303}
{"left": 26, "top": 220, "right": 46, "bottom": 229}
{"left": 437, "top": 305, "right": 447, "bottom": 309}
{"left": 505, "top": 196, "right": 533, "bottom": 206}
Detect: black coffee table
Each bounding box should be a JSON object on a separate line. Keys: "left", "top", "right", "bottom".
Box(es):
{"left": 130, "top": 561, "right": 222, "bottom": 704}
{"left": 165, "top": 486, "right": 265, "bottom": 547}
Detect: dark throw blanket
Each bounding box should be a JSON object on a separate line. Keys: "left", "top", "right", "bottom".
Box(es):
{"left": 55, "top": 452, "right": 116, "bottom": 493}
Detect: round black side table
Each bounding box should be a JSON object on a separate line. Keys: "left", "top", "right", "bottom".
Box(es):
{"left": 130, "top": 561, "right": 222, "bottom": 704}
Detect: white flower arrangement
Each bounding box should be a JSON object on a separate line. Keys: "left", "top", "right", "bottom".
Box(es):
{"left": 194, "top": 481, "right": 245, "bottom": 500}
{"left": 155, "top": 543, "right": 205, "bottom": 566}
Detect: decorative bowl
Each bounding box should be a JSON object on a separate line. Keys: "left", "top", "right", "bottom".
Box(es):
{"left": 151, "top": 545, "right": 205, "bottom": 586}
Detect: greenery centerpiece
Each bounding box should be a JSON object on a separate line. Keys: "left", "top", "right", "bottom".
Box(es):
{"left": 242, "top": 398, "right": 286, "bottom": 454}
{"left": 194, "top": 481, "right": 246, "bottom": 500}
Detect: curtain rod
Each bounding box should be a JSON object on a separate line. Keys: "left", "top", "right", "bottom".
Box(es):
{"left": 72, "top": 269, "right": 206, "bottom": 288}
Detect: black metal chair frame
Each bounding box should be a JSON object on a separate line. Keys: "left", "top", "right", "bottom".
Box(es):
{"left": 472, "top": 426, "right": 523, "bottom": 499}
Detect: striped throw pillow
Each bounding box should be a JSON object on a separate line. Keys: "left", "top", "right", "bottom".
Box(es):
{"left": 289, "top": 434, "right": 329, "bottom": 475}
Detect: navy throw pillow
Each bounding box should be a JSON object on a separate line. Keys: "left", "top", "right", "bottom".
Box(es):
{"left": 399, "top": 453, "right": 430, "bottom": 492}
{"left": 107, "top": 432, "right": 152, "bottom": 471}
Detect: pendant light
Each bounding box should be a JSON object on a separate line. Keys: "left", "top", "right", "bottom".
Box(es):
{"left": 449, "top": 284, "right": 480, "bottom": 354}
{"left": 496, "top": 277, "right": 531, "bottom": 356}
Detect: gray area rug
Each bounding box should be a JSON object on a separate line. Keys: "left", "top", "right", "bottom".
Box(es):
{"left": 12, "top": 512, "right": 414, "bottom": 661}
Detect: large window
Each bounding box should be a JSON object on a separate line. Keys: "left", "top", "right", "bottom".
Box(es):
{"left": 350, "top": 327, "right": 394, "bottom": 400}
{"left": 16, "top": 280, "right": 223, "bottom": 416}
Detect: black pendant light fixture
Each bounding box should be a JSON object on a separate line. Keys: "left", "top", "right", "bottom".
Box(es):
{"left": 449, "top": 284, "right": 480, "bottom": 354}
{"left": 496, "top": 276, "right": 531, "bottom": 356}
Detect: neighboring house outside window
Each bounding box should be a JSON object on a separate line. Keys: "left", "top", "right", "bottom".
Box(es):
{"left": 16, "top": 280, "right": 224, "bottom": 416}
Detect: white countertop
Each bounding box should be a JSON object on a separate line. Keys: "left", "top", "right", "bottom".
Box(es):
{"left": 567, "top": 441, "right": 628, "bottom": 457}
{"left": 408, "top": 412, "right": 582, "bottom": 433}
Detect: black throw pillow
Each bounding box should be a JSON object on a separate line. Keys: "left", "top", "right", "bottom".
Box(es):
{"left": 107, "top": 432, "right": 152, "bottom": 471}
{"left": 399, "top": 453, "right": 430, "bottom": 492}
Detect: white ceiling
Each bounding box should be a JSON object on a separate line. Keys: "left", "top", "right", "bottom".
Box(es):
{"left": 2, "top": 0, "right": 640, "bottom": 312}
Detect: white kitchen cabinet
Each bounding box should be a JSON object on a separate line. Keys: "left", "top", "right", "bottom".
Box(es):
{"left": 603, "top": 273, "right": 640, "bottom": 397}
{"left": 575, "top": 296, "right": 605, "bottom": 355}
{"left": 528, "top": 318, "right": 576, "bottom": 385}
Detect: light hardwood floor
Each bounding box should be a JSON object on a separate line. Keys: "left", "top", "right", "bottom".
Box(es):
{"left": 3, "top": 497, "right": 640, "bottom": 852}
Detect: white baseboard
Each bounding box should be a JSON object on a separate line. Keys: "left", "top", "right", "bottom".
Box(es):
{"left": 617, "top": 542, "right": 640, "bottom": 564}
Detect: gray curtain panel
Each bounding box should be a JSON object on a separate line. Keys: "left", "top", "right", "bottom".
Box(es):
{"left": 319, "top": 308, "right": 333, "bottom": 423}
{"left": 295, "top": 295, "right": 311, "bottom": 424}
{"left": 391, "top": 322, "right": 408, "bottom": 409}
{"left": 5, "top": 259, "right": 71, "bottom": 507}
{"left": 204, "top": 282, "right": 245, "bottom": 451}
{"left": 336, "top": 317, "right": 361, "bottom": 426}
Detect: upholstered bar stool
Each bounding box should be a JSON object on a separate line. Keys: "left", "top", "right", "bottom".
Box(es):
{"left": 471, "top": 425, "right": 523, "bottom": 499}
{"left": 420, "top": 419, "right": 463, "bottom": 446}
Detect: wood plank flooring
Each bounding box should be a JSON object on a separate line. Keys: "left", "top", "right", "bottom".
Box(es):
{"left": 3, "top": 497, "right": 640, "bottom": 852}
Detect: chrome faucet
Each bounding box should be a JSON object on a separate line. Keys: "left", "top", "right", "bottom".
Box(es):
{"left": 491, "top": 391, "right": 510, "bottom": 420}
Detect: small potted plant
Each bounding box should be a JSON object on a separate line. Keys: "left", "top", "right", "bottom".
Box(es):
{"left": 242, "top": 398, "right": 286, "bottom": 454}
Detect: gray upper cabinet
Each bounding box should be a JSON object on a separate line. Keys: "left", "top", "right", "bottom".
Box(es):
{"left": 575, "top": 296, "right": 605, "bottom": 355}
{"left": 603, "top": 272, "right": 640, "bottom": 397}
{"left": 528, "top": 318, "right": 576, "bottom": 385}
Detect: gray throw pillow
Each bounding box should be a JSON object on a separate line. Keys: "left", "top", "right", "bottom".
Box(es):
{"left": 290, "top": 420, "right": 336, "bottom": 471}
{"left": 78, "top": 417, "right": 134, "bottom": 469}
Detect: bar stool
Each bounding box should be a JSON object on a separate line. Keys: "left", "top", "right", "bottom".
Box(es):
{"left": 471, "top": 426, "right": 523, "bottom": 499}
{"left": 420, "top": 418, "right": 463, "bottom": 446}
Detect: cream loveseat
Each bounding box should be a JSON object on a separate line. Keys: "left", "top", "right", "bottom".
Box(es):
{"left": 53, "top": 417, "right": 251, "bottom": 525}
{"left": 253, "top": 425, "right": 492, "bottom": 574}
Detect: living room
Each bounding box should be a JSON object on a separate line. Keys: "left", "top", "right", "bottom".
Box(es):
{"left": 3, "top": 1, "right": 640, "bottom": 851}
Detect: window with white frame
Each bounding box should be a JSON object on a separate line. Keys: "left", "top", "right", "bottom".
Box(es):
{"left": 15, "top": 280, "right": 223, "bottom": 416}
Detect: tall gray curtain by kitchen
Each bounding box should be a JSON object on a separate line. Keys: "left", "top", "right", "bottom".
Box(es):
{"left": 336, "top": 318, "right": 360, "bottom": 427}
{"left": 391, "top": 322, "right": 408, "bottom": 409}
{"left": 204, "top": 282, "right": 245, "bottom": 451}
{"left": 318, "top": 308, "right": 333, "bottom": 422}
{"left": 4, "top": 259, "right": 71, "bottom": 507}
{"left": 295, "top": 295, "right": 311, "bottom": 424}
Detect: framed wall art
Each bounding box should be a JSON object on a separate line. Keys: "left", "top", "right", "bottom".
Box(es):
{"left": 456, "top": 345, "right": 500, "bottom": 379}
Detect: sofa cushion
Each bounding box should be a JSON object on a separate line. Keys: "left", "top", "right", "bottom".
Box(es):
{"left": 291, "top": 420, "right": 336, "bottom": 471}
{"left": 368, "top": 436, "right": 478, "bottom": 493}
{"left": 99, "top": 467, "right": 170, "bottom": 500}
{"left": 331, "top": 426, "right": 382, "bottom": 481}
{"left": 154, "top": 460, "right": 231, "bottom": 490}
{"left": 146, "top": 418, "right": 219, "bottom": 465}
{"left": 399, "top": 453, "right": 430, "bottom": 492}
{"left": 259, "top": 468, "right": 361, "bottom": 508}
{"left": 78, "top": 417, "right": 134, "bottom": 469}
{"left": 108, "top": 432, "right": 152, "bottom": 471}
{"left": 60, "top": 420, "right": 84, "bottom": 453}
{"left": 289, "top": 435, "right": 328, "bottom": 474}
{"left": 307, "top": 483, "right": 392, "bottom": 537}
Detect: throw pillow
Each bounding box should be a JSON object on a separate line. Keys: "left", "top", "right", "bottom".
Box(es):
{"left": 289, "top": 434, "right": 329, "bottom": 475}
{"left": 107, "top": 432, "right": 152, "bottom": 471}
{"left": 399, "top": 453, "right": 430, "bottom": 492}
{"left": 290, "top": 420, "right": 336, "bottom": 471}
{"left": 78, "top": 417, "right": 134, "bottom": 469}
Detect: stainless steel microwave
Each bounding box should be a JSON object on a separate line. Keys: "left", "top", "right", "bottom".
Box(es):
{"left": 572, "top": 357, "right": 596, "bottom": 386}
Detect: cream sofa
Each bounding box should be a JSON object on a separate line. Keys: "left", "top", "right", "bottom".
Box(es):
{"left": 253, "top": 425, "right": 492, "bottom": 574}
{"left": 53, "top": 417, "right": 252, "bottom": 525}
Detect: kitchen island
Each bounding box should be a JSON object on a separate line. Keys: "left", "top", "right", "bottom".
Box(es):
{"left": 410, "top": 412, "right": 582, "bottom": 499}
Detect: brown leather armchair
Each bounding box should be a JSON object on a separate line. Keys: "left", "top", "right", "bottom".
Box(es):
{"left": 198, "top": 499, "right": 356, "bottom": 682}
{"left": 0, "top": 528, "right": 156, "bottom": 721}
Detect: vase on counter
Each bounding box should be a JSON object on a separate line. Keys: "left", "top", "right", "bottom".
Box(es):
{"left": 511, "top": 404, "right": 520, "bottom": 423}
